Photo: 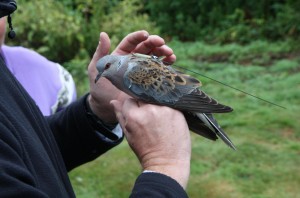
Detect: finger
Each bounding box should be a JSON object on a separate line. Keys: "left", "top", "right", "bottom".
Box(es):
{"left": 133, "top": 35, "right": 165, "bottom": 55}
{"left": 151, "top": 45, "right": 173, "bottom": 57}
{"left": 162, "top": 54, "right": 177, "bottom": 65}
{"left": 112, "top": 30, "right": 149, "bottom": 55}
{"left": 121, "top": 98, "right": 146, "bottom": 135}
{"left": 89, "top": 32, "right": 111, "bottom": 77}
{"left": 150, "top": 45, "right": 177, "bottom": 64}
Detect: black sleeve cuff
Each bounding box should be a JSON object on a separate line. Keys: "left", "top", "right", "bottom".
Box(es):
{"left": 83, "top": 93, "right": 123, "bottom": 143}
{"left": 130, "top": 172, "right": 188, "bottom": 198}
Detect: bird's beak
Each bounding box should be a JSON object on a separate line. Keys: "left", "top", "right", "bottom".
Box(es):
{"left": 94, "top": 72, "right": 102, "bottom": 83}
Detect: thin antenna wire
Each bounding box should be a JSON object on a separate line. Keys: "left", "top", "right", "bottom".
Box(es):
{"left": 172, "top": 65, "right": 286, "bottom": 109}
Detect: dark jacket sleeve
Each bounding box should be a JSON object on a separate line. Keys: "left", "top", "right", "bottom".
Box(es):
{"left": 0, "top": 123, "right": 48, "bottom": 197}
{"left": 130, "top": 173, "right": 189, "bottom": 198}
{"left": 46, "top": 94, "right": 123, "bottom": 171}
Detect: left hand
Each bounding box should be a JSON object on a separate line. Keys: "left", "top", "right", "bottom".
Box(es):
{"left": 111, "top": 99, "right": 191, "bottom": 188}
{"left": 88, "top": 30, "right": 176, "bottom": 123}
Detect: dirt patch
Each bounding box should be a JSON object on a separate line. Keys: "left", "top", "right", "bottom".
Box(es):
{"left": 281, "top": 127, "right": 299, "bottom": 140}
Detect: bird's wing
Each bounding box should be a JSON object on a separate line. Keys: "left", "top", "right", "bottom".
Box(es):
{"left": 124, "top": 55, "right": 233, "bottom": 113}
{"left": 123, "top": 56, "right": 199, "bottom": 104}
{"left": 174, "top": 88, "right": 233, "bottom": 113}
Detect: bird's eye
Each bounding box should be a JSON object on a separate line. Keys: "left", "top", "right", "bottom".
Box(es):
{"left": 104, "top": 63, "right": 111, "bottom": 70}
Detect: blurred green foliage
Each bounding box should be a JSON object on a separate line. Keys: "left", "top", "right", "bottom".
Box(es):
{"left": 10, "top": 0, "right": 159, "bottom": 62}
{"left": 145, "top": 0, "right": 300, "bottom": 43}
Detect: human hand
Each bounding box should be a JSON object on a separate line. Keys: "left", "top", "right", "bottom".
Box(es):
{"left": 88, "top": 30, "right": 176, "bottom": 123}
{"left": 110, "top": 99, "right": 191, "bottom": 188}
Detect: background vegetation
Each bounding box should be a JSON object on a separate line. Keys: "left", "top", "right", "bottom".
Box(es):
{"left": 7, "top": 0, "right": 299, "bottom": 197}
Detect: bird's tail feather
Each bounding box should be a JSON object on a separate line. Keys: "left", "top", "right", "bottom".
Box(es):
{"left": 184, "top": 112, "right": 217, "bottom": 141}
{"left": 201, "top": 113, "right": 236, "bottom": 150}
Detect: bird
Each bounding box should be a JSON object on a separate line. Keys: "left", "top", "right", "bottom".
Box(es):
{"left": 95, "top": 53, "right": 236, "bottom": 150}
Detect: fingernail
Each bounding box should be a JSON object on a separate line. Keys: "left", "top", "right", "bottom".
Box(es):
{"left": 110, "top": 100, "right": 115, "bottom": 106}
{"left": 142, "top": 30, "right": 149, "bottom": 38}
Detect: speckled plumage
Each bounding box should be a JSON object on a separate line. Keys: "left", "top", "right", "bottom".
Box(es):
{"left": 96, "top": 53, "right": 236, "bottom": 150}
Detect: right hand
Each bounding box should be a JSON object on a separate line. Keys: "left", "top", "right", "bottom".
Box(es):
{"left": 110, "top": 99, "right": 191, "bottom": 188}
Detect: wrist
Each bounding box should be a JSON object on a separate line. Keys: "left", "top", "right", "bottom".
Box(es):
{"left": 142, "top": 158, "right": 190, "bottom": 189}
{"left": 84, "top": 94, "right": 123, "bottom": 142}
{"left": 88, "top": 93, "right": 118, "bottom": 123}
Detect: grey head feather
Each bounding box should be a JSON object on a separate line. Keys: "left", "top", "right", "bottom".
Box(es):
{"left": 96, "top": 54, "right": 134, "bottom": 95}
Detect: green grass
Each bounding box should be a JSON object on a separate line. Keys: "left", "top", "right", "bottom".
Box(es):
{"left": 69, "top": 40, "right": 300, "bottom": 197}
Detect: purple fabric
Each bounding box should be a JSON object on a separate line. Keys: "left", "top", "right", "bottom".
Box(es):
{"left": 1, "top": 45, "right": 71, "bottom": 116}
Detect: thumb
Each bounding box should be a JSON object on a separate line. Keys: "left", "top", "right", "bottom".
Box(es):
{"left": 110, "top": 100, "right": 125, "bottom": 128}
{"left": 88, "top": 32, "right": 111, "bottom": 78}
{"left": 93, "top": 32, "right": 111, "bottom": 61}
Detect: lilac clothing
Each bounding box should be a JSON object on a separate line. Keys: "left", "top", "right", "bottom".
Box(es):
{"left": 1, "top": 45, "right": 76, "bottom": 116}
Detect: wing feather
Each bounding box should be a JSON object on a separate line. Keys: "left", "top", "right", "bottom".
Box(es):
{"left": 124, "top": 55, "right": 233, "bottom": 113}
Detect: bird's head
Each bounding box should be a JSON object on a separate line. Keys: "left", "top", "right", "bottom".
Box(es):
{"left": 94, "top": 55, "right": 120, "bottom": 83}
